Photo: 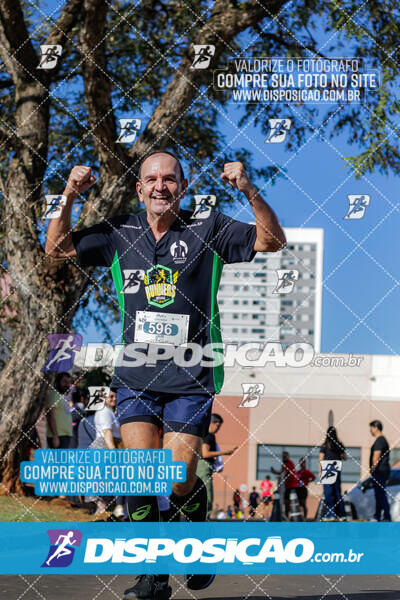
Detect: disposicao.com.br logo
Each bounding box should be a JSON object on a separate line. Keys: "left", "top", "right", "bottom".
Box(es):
{"left": 83, "top": 536, "right": 363, "bottom": 565}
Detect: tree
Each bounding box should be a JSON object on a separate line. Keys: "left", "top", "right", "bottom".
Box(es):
{"left": 0, "top": 0, "right": 399, "bottom": 493}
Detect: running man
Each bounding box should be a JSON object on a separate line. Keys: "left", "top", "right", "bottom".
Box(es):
{"left": 45, "top": 150, "right": 286, "bottom": 600}
{"left": 45, "top": 531, "right": 77, "bottom": 566}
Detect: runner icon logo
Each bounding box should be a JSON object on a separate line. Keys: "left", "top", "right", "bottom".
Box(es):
{"left": 344, "top": 194, "right": 370, "bottom": 219}
{"left": 190, "top": 45, "right": 215, "bottom": 69}
{"left": 37, "top": 45, "right": 62, "bottom": 70}
{"left": 116, "top": 118, "right": 142, "bottom": 144}
{"left": 42, "top": 333, "right": 82, "bottom": 372}
{"left": 319, "top": 460, "right": 342, "bottom": 484}
{"left": 238, "top": 383, "right": 265, "bottom": 408}
{"left": 42, "top": 529, "right": 82, "bottom": 568}
{"left": 122, "top": 269, "right": 145, "bottom": 293}
{"left": 191, "top": 195, "right": 216, "bottom": 219}
{"left": 265, "top": 118, "right": 292, "bottom": 143}
{"left": 273, "top": 269, "right": 299, "bottom": 294}
{"left": 170, "top": 241, "right": 188, "bottom": 264}
{"left": 144, "top": 265, "right": 178, "bottom": 308}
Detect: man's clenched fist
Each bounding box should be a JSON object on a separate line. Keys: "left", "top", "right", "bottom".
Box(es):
{"left": 221, "top": 161, "right": 252, "bottom": 193}
{"left": 65, "top": 166, "right": 97, "bottom": 195}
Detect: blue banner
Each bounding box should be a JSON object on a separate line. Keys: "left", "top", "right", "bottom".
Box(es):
{"left": 0, "top": 522, "right": 399, "bottom": 574}
{"left": 20, "top": 449, "right": 186, "bottom": 496}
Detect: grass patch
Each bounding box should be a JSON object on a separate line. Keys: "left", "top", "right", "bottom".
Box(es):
{"left": 0, "top": 495, "right": 100, "bottom": 522}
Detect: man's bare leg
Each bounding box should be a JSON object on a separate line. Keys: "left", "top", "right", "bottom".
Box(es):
{"left": 121, "top": 422, "right": 161, "bottom": 522}
{"left": 163, "top": 431, "right": 201, "bottom": 496}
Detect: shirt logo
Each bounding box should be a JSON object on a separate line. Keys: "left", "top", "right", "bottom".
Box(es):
{"left": 170, "top": 240, "right": 188, "bottom": 264}
{"left": 122, "top": 269, "right": 145, "bottom": 293}
{"left": 42, "top": 529, "right": 82, "bottom": 567}
{"left": 144, "top": 265, "right": 178, "bottom": 308}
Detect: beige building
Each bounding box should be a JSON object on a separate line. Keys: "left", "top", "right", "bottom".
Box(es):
{"left": 211, "top": 354, "right": 400, "bottom": 516}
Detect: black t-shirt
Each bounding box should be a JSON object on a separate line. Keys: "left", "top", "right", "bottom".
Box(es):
{"left": 320, "top": 443, "right": 345, "bottom": 461}
{"left": 249, "top": 491, "right": 260, "bottom": 507}
{"left": 72, "top": 209, "right": 257, "bottom": 395}
{"left": 370, "top": 435, "right": 390, "bottom": 474}
{"left": 203, "top": 431, "right": 217, "bottom": 465}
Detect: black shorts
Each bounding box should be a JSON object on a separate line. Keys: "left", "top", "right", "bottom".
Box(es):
{"left": 262, "top": 496, "right": 272, "bottom": 504}
{"left": 298, "top": 486, "right": 308, "bottom": 502}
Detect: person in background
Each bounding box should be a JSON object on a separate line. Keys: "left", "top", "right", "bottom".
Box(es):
{"left": 271, "top": 451, "right": 301, "bottom": 519}
{"left": 260, "top": 474, "right": 273, "bottom": 519}
{"left": 233, "top": 489, "right": 242, "bottom": 515}
{"left": 196, "top": 414, "right": 237, "bottom": 518}
{"left": 297, "top": 457, "right": 316, "bottom": 520}
{"left": 319, "top": 426, "right": 347, "bottom": 521}
{"left": 226, "top": 505, "right": 233, "bottom": 519}
{"left": 369, "top": 420, "right": 391, "bottom": 522}
{"left": 69, "top": 386, "right": 88, "bottom": 448}
{"left": 248, "top": 486, "right": 260, "bottom": 518}
{"left": 44, "top": 372, "right": 73, "bottom": 449}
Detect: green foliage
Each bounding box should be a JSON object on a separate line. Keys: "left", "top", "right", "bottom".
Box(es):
{"left": 1, "top": 0, "right": 400, "bottom": 340}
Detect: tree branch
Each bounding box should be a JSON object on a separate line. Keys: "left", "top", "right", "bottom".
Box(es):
{"left": 129, "top": 0, "right": 291, "bottom": 160}
{"left": 43, "top": 0, "right": 85, "bottom": 84}
{"left": 78, "top": 0, "right": 129, "bottom": 178}
{"left": 0, "top": 0, "right": 38, "bottom": 84}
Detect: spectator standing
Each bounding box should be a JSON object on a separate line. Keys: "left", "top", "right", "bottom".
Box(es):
{"left": 271, "top": 451, "right": 301, "bottom": 519}
{"left": 248, "top": 486, "right": 260, "bottom": 517}
{"left": 196, "top": 414, "right": 237, "bottom": 518}
{"left": 319, "top": 426, "right": 347, "bottom": 521}
{"left": 297, "top": 457, "right": 316, "bottom": 520}
{"left": 44, "top": 372, "right": 73, "bottom": 449}
{"left": 260, "top": 474, "right": 273, "bottom": 519}
{"left": 369, "top": 420, "right": 391, "bottom": 521}
{"left": 69, "top": 387, "right": 88, "bottom": 448}
{"left": 233, "top": 489, "right": 242, "bottom": 515}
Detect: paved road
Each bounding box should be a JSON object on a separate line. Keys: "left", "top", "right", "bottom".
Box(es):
{"left": 1, "top": 575, "right": 400, "bottom": 600}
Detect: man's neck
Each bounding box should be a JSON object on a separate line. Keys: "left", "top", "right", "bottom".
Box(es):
{"left": 146, "top": 209, "right": 179, "bottom": 241}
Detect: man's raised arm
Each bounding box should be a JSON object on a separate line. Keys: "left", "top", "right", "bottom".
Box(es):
{"left": 45, "top": 166, "right": 97, "bottom": 258}
{"left": 221, "top": 161, "right": 286, "bottom": 253}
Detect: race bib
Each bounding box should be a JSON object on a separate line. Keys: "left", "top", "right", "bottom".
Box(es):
{"left": 134, "top": 311, "right": 189, "bottom": 346}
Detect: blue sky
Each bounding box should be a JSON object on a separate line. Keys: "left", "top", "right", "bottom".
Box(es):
{"left": 37, "top": 1, "right": 400, "bottom": 356}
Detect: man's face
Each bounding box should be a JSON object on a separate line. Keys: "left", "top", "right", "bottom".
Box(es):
{"left": 60, "top": 375, "right": 71, "bottom": 392}
{"left": 106, "top": 391, "right": 116, "bottom": 410}
{"left": 370, "top": 426, "right": 378, "bottom": 437}
{"left": 282, "top": 452, "right": 289, "bottom": 462}
{"left": 209, "top": 421, "right": 222, "bottom": 434}
{"left": 137, "top": 153, "right": 187, "bottom": 217}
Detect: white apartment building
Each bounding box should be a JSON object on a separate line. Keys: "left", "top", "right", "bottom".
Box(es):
{"left": 217, "top": 228, "right": 324, "bottom": 352}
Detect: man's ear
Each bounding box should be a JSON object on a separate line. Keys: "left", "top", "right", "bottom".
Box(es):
{"left": 136, "top": 180, "right": 143, "bottom": 202}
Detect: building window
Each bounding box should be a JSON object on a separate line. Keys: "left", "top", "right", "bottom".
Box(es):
{"left": 281, "top": 300, "right": 293, "bottom": 306}
{"left": 233, "top": 300, "right": 239, "bottom": 305}
{"left": 256, "top": 444, "right": 361, "bottom": 483}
